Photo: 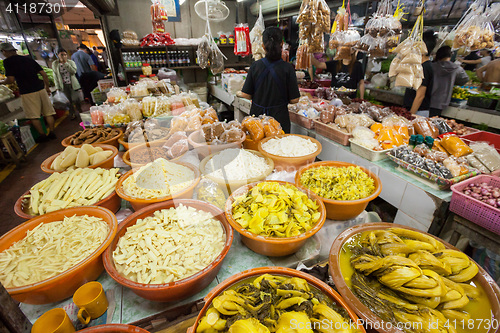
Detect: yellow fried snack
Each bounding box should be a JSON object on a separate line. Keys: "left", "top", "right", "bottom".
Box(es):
{"left": 231, "top": 182, "right": 321, "bottom": 237}
{"left": 299, "top": 166, "right": 375, "bottom": 201}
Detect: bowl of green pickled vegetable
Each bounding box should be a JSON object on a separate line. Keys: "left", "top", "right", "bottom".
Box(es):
{"left": 296, "top": 161, "right": 382, "bottom": 221}
{"left": 187, "top": 266, "right": 366, "bottom": 333}
{"left": 225, "top": 181, "right": 326, "bottom": 257}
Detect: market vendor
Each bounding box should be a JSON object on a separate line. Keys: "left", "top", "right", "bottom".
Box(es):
{"left": 476, "top": 58, "right": 500, "bottom": 88}
{"left": 237, "top": 27, "right": 300, "bottom": 133}
{"left": 0, "top": 42, "right": 56, "bottom": 143}
{"left": 403, "top": 30, "right": 436, "bottom": 117}
{"left": 458, "top": 51, "right": 482, "bottom": 71}
{"left": 311, "top": 51, "right": 365, "bottom": 98}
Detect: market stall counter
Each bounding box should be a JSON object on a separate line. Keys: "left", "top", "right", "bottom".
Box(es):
{"left": 291, "top": 122, "right": 453, "bottom": 234}
{"left": 19, "top": 203, "right": 380, "bottom": 331}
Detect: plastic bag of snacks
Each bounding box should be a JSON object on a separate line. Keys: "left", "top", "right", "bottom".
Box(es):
{"left": 121, "top": 98, "right": 142, "bottom": 121}
{"left": 250, "top": 6, "right": 265, "bottom": 61}
{"left": 451, "top": 0, "right": 495, "bottom": 51}
{"left": 295, "top": 43, "right": 311, "bottom": 70}
{"left": 282, "top": 43, "right": 290, "bottom": 62}
{"left": 197, "top": 35, "right": 210, "bottom": 69}
{"left": 106, "top": 88, "right": 127, "bottom": 103}
{"left": 389, "top": 13, "right": 427, "bottom": 90}
{"left": 210, "top": 43, "right": 225, "bottom": 74}
{"left": 234, "top": 24, "right": 251, "bottom": 57}
{"left": 440, "top": 134, "right": 473, "bottom": 157}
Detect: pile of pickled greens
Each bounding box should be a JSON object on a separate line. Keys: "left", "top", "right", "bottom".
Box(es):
{"left": 231, "top": 182, "right": 321, "bottom": 237}
{"left": 299, "top": 166, "right": 375, "bottom": 201}
{"left": 196, "top": 274, "right": 358, "bottom": 332}
{"left": 349, "top": 228, "right": 480, "bottom": 333}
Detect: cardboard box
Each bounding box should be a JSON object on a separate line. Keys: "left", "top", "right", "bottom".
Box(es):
{"left": 221, "top": 73, "right": 247, "bottom": 93}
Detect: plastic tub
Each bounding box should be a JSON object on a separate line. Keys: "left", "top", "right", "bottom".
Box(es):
{"left": 461, "top": 131, "right": 500, "bottom": 154}
{"left": 295, "top": 161, "right": 382, "bottom": 220}
{"left": 199, "top": 149, "right": 274, "bottom": 195}
{"left": 225, "top": 180, "right": 326, "bottom": 256}
{"left": 77, "top": 324, "right": 149, "bottom": 332}
{"left": 188, "top": 130, "right": 246, "bottom": 158}
{"left": 40, "top": 144, "right": 118, "bottom": 174}
{"left": 1, "top": 206, "right": 117, "bottom": 304}
{"left": 329, "top": 222, "right": 500, "bottom": 333}
{"left": 450, "top": 175, "right": 500, "bottom": 235}
{"left": 14, "top": 173, "right": 123, "bottom": 220}
{"left": 61, "top": 129, "right": 123, "bottom": 148}
{"left": 186, "top": 266, "right": 365, "bottom": 333}
{"left": 258, "top": 134, "right": 322, "bottom": 172}
{"left": 103, "top": 199, "right": 233, "bottom": 302}
{"left": 349, "top": 139, "right": 393, "bottom": 162}
{"left": 115, "top": 162, "right": 200, "bottom": 211}
{"left": 313, "top": 120, "right": 352, "bottom": 146}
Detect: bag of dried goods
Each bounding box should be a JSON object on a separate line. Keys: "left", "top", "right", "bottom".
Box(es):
{"left": 250, "top": 6, "right": 265, "bottom": 61}
{"left": 440, "top": 134, "right": 473, "bottom": 157}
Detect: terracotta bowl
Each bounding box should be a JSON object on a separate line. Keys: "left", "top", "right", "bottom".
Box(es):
{"left": 1, "top": 206, "right": 117, "bottom": 304}
{"left": 329, "top": 222, "right": 500, "bottom": 333}
{"left": 295, "top": 161, "right": 382, "bottom": 220}
{"left": 118, "top": 127, "right": 170, "bottom": 151}
{"left": 199, "top": 149, "right": 274, "bottom": 195}
{"left": 188, "top": 130, "right": 246, "bottom": 158}
{"left": 225, "top": 180, "right": 326, "bottom": 256}
{"left": 61, "top": 128, "right": 123, "bottom": 148}
{"left": 40, "top": 144, "right": 118, "bottom": 174}
{"left": 258, "top": 134, "right": 322, "bottom": 172}
{"left": 115, "top": 162, "right": 200, "bottom": 211}
{"left": 14, "top": 174, "right": 123, "bottom": 219}
{"left": 187, "top": 266, "right": 366, "bottom": 333}
{"left": 103, "top": 199, "right": 233, "bottom": 302}
{"left": 77, "top": 324, "right": 149, "bottom": 332}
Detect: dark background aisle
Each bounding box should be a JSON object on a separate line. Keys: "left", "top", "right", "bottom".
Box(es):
{"left": 0, "top": 116, "right": 82, "bottom": 236}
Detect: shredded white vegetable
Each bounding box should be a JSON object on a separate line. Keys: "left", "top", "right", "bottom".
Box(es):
{"left": 112, "top": 204, "right": 225, "bottom": 284}
{"left": 0, "top": 215, "right": 109, "bottom": 288}
{"left": 205, "top": 149, "right": 270, "bottom": 181}
{"left": 261, "top": 136, "right": 318, "bottom": 157}
{"left": 122, "top": 159, "right": 195, "bottom": 199}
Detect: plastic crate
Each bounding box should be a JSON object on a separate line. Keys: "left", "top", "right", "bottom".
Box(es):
{"left": 450, "top": 175, "right": 500, "bottom": 235}
{"left": 460, "top": 131, "right": 500, "bottom": 154}
{"left": 349, "top": 139, "right": 392, "bottom": 161}
{"left": 467, "top": 96, "right": 497, "bottom": 110}
{"left": 289, "top": 111, "right": 315, "bottom": 129}
{"left": 313, "top": 120, "right": 351, "bottom": 145}
{"left": 20, "top": 126, "right": 35, "bottom": 151}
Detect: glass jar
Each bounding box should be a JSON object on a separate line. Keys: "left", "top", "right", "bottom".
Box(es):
{"left": 142, "top": 63, "right": 152, "bottom": 76}
{"left": 228, "top": 34, "right": 235, "bottom": 44}
{"left": 220, "top": 34, "right": 227, "bottom": 44}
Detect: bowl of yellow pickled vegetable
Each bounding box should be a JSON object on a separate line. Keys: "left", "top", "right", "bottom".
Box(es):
{"left": 187, "top": 266, "right": 366, "bottom": 333}
{"left": 296, "top": 161, "right": 382, "bottom": 220}
{"left": 329, "top": 223, "right": 500, "bottom": 333}
{"left": 225, "top": 181, "right": 326, "bottom": 257}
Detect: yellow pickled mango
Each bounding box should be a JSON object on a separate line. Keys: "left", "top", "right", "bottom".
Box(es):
{"left": 228, "top": 318, "right": 270, "bottom": 333}
{"left": 276, "top": 312, "right": 313, "bottom": 333}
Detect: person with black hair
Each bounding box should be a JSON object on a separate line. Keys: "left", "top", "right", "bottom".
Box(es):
{"left": 429, "top": 46, "right": 469, "bottom": 117}
{"left": 238, "top": 27, "right": 300, "bottom": 133}
{"left": 311, "top": 50, "right": 365, "bottom": 98}
{"left": 52, "top": 49, "right": 83, "bottom": 120}
{"left": 458, "top": 51, "right": 481, "bottom": 71}
{"left": 71, "top": 44, "right": 97, "bottom": 78}
{"left": 403, "top": 30, "right": 437, "bottom": 116}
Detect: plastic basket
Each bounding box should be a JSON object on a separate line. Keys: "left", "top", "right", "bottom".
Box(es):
{"left": 467, "top": 96, "right": 497, "bottom": 110}
{"left": 289, "top": 111, "right": 315, "bottom": 129}
{"left": 313, "top": 120, "right": 351, "bottom": 146}
{"left": 461, "top": 131, "right": 500, "bottom": 154}
{"left": 349, "top": 139, "right": 393, "bottom": 161}
{"left": 450, "top": 175, "right": 500, "bottom": 235}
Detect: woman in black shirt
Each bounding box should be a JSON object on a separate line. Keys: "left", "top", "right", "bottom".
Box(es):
{"left": 238, "top": 27, "right": 300, "bottom": 133}
{"left": 311, "top": 52, "right": 365, "bottom": 98}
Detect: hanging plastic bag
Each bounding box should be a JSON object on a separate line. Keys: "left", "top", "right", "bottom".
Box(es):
{"left": 51, "top": 91, "right": 70, "bottom": 109}
{"left": 234, "top": 24, "right": 251, "bottom": 56}
{"left": 210, "top": 44, "right": 225, "bottom": 74}
{"left": 197, "top": 35, "right": 210, "bottom": 69}
{"left": 250, "top": 5, "right": 265, "bottom": 60}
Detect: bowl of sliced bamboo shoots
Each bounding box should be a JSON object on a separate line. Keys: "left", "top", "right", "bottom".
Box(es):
{"left": 15, "top": 168, "right": 122, "bottom": 219}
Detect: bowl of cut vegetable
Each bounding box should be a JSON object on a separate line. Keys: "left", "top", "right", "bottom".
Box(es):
{"left": 62, "top": 128, "right": 123, "bottom": 148}
{"left": 225, "top": 180, "right": 326, "bottom": 256}
{"left": 103, "top": 199, "right": 233, "bottom": 302}
{"left": 14, "top": 168, "right": 122, "bottom": 219}
{"left": 296, "top": 161, "right": 381, "bottom": 220}
{"left": 187, "top": 266, "right": 365, "bottom": 333}
{"left": 40, "top": 144, "right": 118, "bottom": 174}
{"left": 0, "top": 206, "right": 117, "bottom": 304}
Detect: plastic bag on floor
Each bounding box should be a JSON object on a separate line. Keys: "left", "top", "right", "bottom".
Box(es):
{"left": 51, "top": 91, "right": 70, "bottom": 109}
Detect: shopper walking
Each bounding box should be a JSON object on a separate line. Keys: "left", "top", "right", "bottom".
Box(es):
{"left": 237, "top": 27, "right": 300, "bottom": 133}
{"left": 52, "top": 49, "right": 82, "bottom": 120}
{"left": 0, "top": 43, "right": 56, "bottom": 142}
{"left": 430, "top": 46, "right": 469, "bottom": 117}
{"left": 311, "top": 50, "right": 365, "bottom": 98}
{"left": 71, "top": 44, "right": 96, "bottom": 78}
{"left": 403, "top": 30, "right": 437, "bottom": 117}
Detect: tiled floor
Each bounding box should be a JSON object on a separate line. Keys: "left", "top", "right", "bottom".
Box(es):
{"left": 0, "top": 115, "right": 83, "bottom": 236}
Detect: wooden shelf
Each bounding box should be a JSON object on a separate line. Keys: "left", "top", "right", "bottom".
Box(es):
{"left": 121, "top": 46, "right": 166, "bottom": 51}
{"left": 225, "top": 63, "right": 250, "bottom": 67}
